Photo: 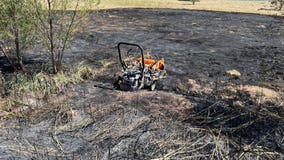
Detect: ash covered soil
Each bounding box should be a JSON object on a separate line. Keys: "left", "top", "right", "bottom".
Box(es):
{"left": 1, "top": 9, "right": 284, "bottom": 159}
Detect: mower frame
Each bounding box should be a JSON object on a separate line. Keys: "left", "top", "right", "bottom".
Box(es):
{"left": 115, "top": 42, "right": 165, "bottom": 91}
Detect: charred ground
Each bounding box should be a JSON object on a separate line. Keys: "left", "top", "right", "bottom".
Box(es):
{"left": 0, "top": 9, "right": 284, "bottom": 159}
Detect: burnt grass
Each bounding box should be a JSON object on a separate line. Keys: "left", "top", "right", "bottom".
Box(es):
{"left": 0, "top": 9, "right": 284, "bottom": 159}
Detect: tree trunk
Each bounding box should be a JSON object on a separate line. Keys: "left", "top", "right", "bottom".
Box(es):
{"left": 48, "top": 0, "right": 57, "bottom": 74}
{"left": 56, "top": 58, "right": 62, "bottom": 73}
{"left": 50, "top": 23, "right": 57, "bottom": 74}
{"left": 0, "top": 71, "right": 4, "bottom": 96}
{"left": 10, "top": 2, "right": 25, "bottom": 72}
{"left": 14, "top": 28, "right": 25, "bottom": 72}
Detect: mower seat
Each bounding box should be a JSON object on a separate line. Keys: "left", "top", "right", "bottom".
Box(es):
{"left": 137, "top": 58, "right": 164, "bottom": 70}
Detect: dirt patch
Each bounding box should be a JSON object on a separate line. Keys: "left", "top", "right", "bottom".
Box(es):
{"left": 226, "top": 85, "right": 280, "bottom": 101}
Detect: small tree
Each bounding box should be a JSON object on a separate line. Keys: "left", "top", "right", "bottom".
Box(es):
{"left": 182, "top": 0, "right": 200, "bottom": 5}
{"left": 271, "top": 0, "right": 284, "bottom": 10}
{"left": 33, "top": 0, "right": 99, "bottom": 74}
{"left": 192, "top": 0, "right": 200, "bottom": 5}
{"left": 0, "top": 0, "right": 36, "bottom": 71}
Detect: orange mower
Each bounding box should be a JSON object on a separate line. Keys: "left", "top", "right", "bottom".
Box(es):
{"left": 114, "top": 42, "right": 166, "bottom": 91}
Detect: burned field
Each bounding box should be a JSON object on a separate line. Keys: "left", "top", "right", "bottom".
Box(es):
{"left": 0, "top": 9, "right": 284, "bottom": 159}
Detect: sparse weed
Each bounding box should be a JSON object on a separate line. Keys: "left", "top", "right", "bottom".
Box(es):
{"left": 75, "top": 62, "right": 96, "bottom": 80}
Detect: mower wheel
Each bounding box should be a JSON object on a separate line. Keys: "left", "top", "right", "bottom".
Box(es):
{"left": 150, "top": 81, "right": 157, "bottom": 91}
{"left": 113, "top": 79, "right": 121, "bottom": 90}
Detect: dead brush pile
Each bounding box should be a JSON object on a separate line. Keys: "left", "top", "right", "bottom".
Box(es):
{"left": 180, "top": 91, "right": 284, "bottom": 159}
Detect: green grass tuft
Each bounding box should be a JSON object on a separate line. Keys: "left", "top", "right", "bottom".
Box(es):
{"left": 5, "top": 63, "right": 95, "bottom": 96}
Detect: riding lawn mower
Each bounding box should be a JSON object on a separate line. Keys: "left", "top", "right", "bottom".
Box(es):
{"left": 114, "top": 42, "right": 166, "bottom": 91}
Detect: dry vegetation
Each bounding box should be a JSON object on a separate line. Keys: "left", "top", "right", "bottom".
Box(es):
{"left": 98, "top": 0, "right": 283, "bottom": 15}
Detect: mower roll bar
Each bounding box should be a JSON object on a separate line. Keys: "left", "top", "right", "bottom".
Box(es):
{"left": 117, "top": 42, "right": 145, "bottom": 71}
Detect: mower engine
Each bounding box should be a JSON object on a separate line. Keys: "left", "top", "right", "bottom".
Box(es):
{"left": 117, "top": 69, "right": 143, "bottom": 91}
